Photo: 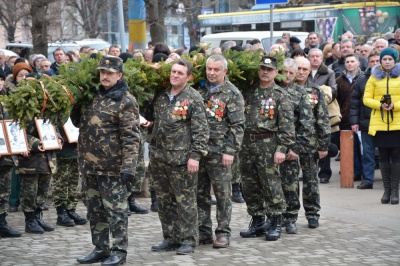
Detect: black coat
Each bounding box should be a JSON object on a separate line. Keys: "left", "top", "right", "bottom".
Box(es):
{"left": 349, "top": 67, "right": 373, "bottom": 131}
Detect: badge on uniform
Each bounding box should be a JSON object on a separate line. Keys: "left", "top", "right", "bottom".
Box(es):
{"left": 172, "top": 99, "right": 189, "bottom": 120}
{"left": 309, "top": 93, "right": 318, "bottom": 109}
{"left": 260, "top": 97, "right": 275, "bottom": 119}
{"left": 206, "top": 96, "right": 225, "bottom": 121}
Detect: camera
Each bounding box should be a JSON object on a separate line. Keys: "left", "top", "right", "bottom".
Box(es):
{"left": 380, "top": 94, "right": 392, "bottom": 105}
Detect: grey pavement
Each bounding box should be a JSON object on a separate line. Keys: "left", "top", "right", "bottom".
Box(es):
{"left": 1, "top": 160, "right": 400, "bottom": 266}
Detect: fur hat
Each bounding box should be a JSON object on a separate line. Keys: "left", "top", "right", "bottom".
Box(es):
{"left": 13, "top": 62, "right": 33, "bottom": 79}
{"left": 380, "top": 47, "right": 399, "bottom": 64}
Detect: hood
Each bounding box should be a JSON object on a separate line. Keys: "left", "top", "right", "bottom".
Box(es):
{"left": 371, "top": 63, "right": 400, "bottom": 80}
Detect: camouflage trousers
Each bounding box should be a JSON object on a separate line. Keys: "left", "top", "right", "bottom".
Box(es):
{"left": 126, "top": 138, "right": 146, "bottom": 195}
{"left": 0, "top": 165, "right": 12, "bottom": 214}
{"left": 278, "top": 159, "right": 300, "bottom": 222}
{"left": 151, "top": 159, "right": 198, "bottom": 246}
{"left": 198, "top": 153, "right": 232, "bottom": 237}
{"left": 299, "top": 153, "right": 321, "bottom": 220}
{"left": 20, "top": 173, "right": 51, "bottom": 212}
{"left": 85, "top": 174, "right": 129, "bottom": 255}
{"left": 52, "top": 158, "right": 79, "bottom": 209}
{"left": 240, "top": 137, "right": 286, "bottom": 217}
{"left": 231, "top": 154, "right": 241, "bottom": 184}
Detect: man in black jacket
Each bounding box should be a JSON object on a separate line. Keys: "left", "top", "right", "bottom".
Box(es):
{"left": 349, "top": 51, "right": 380, "bottom": 189}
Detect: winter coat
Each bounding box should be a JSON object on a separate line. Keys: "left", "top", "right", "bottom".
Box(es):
{"left": 336, "top": 69, "right": 363, "bottom": 128}
{"left": 363, "top": 63, "right": 400, "bottom": 136}
{"left": 307, "top": 63, "right": 338, "bottom": 100}
{"left": 349, "top": 67, "right": 373, "bottom": 131}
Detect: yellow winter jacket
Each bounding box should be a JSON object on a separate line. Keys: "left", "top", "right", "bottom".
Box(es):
{"left": 363, "top": 64, "right": 400, "bottom": 136}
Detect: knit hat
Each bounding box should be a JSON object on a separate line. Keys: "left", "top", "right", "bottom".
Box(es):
{"left": 32, "top": 54, "right": 46, "bottom": 66}
{"left": 13, "top": 62, "right": 33, "bottom": 79}
{"left": 380, "top": 47, "right": 399, "bottom": 64}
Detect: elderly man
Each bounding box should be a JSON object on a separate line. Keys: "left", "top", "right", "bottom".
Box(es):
{"left": 150, "top": 59, "right": 209, "bottom": 255}
{"left": 276, "top": 58, "right": 314, "bottom": 234}
{"left": 360, "top": 44, "right": 373, "bottom": 59}
{"left": 239, "top": 56, "right": 294, "bottom": 241}
{"left": 196, "top": 54, "right": 245, "bottom": 248}
{"left": 74, "top": 55, "right": 141, "bottom": 265}
{"left": 295, "top": 57, "right": 331, "bottom": 228}
{"left": 307, "top": 48, "right": 337, "bottom": 184}
{"left": 374, "top": 38, "right": 389, "bottom": 52}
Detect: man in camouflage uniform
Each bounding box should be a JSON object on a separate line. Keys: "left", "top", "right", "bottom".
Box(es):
{"left": 52, "top": 127, "right": 87, "bottom": 227}
{"left": 125, "top": 126, "right": 149, "bottom": 215}
{"left": 276, "top": 58, "right": 315, "bottom": 234}
{"left": 18, "top": 119, "right": 60, "bottom": 234}
{"left": 0, "top": 103, "right": 21, "bottom": 239}
{"left": 150, "top": 59, "right": 209, "bottom": 255}
{"left": 231, "top": 154, "right": 245, "bottom": 203}
{"left": 73, "top": 55, "right": 140, "bottom": 265}
{"left": 239, "top": 56, "right": 294, "bottom": 241}
{"left": 196, "top": 54, "right": 245, "bottom": 248}
{"left": 295, "top": 57, "right": 331, "bottom": 228}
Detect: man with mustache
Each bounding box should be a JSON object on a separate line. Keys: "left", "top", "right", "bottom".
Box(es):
{"left": 73, "top": 55, "right": 141, "bottom": 265}
{"left": 239, "top": 56, "right": 295, "bottom": 241}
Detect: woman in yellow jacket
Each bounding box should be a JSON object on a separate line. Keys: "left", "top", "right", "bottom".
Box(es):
{"left": 363, "top": 47, "right": 400, "bottom": 205}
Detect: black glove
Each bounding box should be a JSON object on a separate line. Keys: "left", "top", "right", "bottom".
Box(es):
{"left": 121, "top": 173, "right": 134, "bottom": 184}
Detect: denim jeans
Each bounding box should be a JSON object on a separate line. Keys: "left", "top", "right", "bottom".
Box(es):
{"left": 360, "top": 131, "right": 375, "bottom": 184}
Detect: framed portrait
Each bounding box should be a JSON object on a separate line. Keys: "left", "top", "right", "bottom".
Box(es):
{"left": 63, "top": 117, "right": 79, "bottom": 143}
{"left": 0, "top": 121, "right": 10, "bottom": 155}
{"left": 4, "top": 120, "right": 29, "bottom": 154}
{"left": 35, "top": 118, "right": 61, "bottom": 150}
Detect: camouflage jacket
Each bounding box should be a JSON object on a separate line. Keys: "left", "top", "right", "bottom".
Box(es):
{"left": 300, "top": 80, "right": 331, "bottom": 152}
{"left": 197, "top": 79, "right": 245, "bottom": 155}
{"left": 73, "top": 79, "right": 140, "bottom": 176}
{"left": 150, "top": 84, "right": 209, "bottom": 165}
{"left": 243, "top": 82, "right": 295, "bottom": 154}
{"left": 280, "top": 81, "right": 316, "bottom": 154}
{"left": 17, "top": 119, "right": 60, "bottom": 175}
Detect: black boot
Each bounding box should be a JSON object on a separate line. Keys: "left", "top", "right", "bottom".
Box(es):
{"left": 24, "top": 211, "right": 44, "bottom": 234}
{"left": 231, "top": 183, "right": 245, "bottom": 203}
{"left": 128, "top": 194, "right": 149, "bottom": 214}
{"left": 0, "top": 212, "right": 21, "bottom": 237}
{"left": 150, "top": 191, "right": 158, "bottom": 212}
{"left": 67, "top": 209, "right": 88, "bottom": 225}
{"left": 390, "top": 163, "right": 400, "bottom": 205}
{"left": 34, "top": 208, "right": 55, "bottom": 231}
{"left": 380, "top": 163, "right": 391, "bottom": 204}
{"left": 240, "top": 216, "right": 268, "bottom": 238}
{"left": 265, "top": 216, "right": 282, "bottom": 241}
{"left": 56, "top": 205, "right": 75, "bottom": 227}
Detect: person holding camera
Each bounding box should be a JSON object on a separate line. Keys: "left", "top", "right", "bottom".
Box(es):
{"left": 363, "top": 47, "right": 400, "bottom": 205}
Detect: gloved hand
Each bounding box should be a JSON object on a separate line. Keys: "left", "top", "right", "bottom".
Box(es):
{"left": 121, "top": 173, "right": 134, "bottom": 184}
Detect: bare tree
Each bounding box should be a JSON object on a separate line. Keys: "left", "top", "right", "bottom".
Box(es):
{"left": 64, "top": 0, "right": 107, "bottom": 38}
{"left": 0, "top": 0, "right": 29, "bottom": 42}
{"left": 30, "top": 0, "right": 59, "bottom": 56}
{"left": 145, "top": 0, "right": 166, "bottom": 43}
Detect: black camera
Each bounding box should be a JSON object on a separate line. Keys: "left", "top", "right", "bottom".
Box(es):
{"left": 380, "top": 94, "right": 392, "bottom": 105}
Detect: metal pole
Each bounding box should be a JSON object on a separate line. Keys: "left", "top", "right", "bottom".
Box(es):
{"left": 118, "top": 0, "right": 126, "bottom": 52}
{"left": 270, "top": 5, "right": 274, "bottom": 49}
{"left": 108, "top": 0, "right": 112, "bottom": 43}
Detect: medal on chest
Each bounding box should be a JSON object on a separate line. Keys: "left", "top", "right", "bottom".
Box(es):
{"left": 206, "top": 96, "right": 226, "bottom": 121}
{"left": 171, "top": 99, "right": 189, "bottom": 120}
{"left": 260, "top": 96, "right": 275, "bottom": 119}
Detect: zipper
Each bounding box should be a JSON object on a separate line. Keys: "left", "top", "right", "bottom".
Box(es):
{"left": 386, "top": 75, "right": 389, "bottom": 131}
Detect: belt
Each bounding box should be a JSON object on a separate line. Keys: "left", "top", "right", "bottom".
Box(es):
{"left": 245, "top": 133, "right": 274, "bottom": 141}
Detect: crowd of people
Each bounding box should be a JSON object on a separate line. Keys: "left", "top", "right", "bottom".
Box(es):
{"left": 0, "top": 28, "right": 400, "bottom": 265}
